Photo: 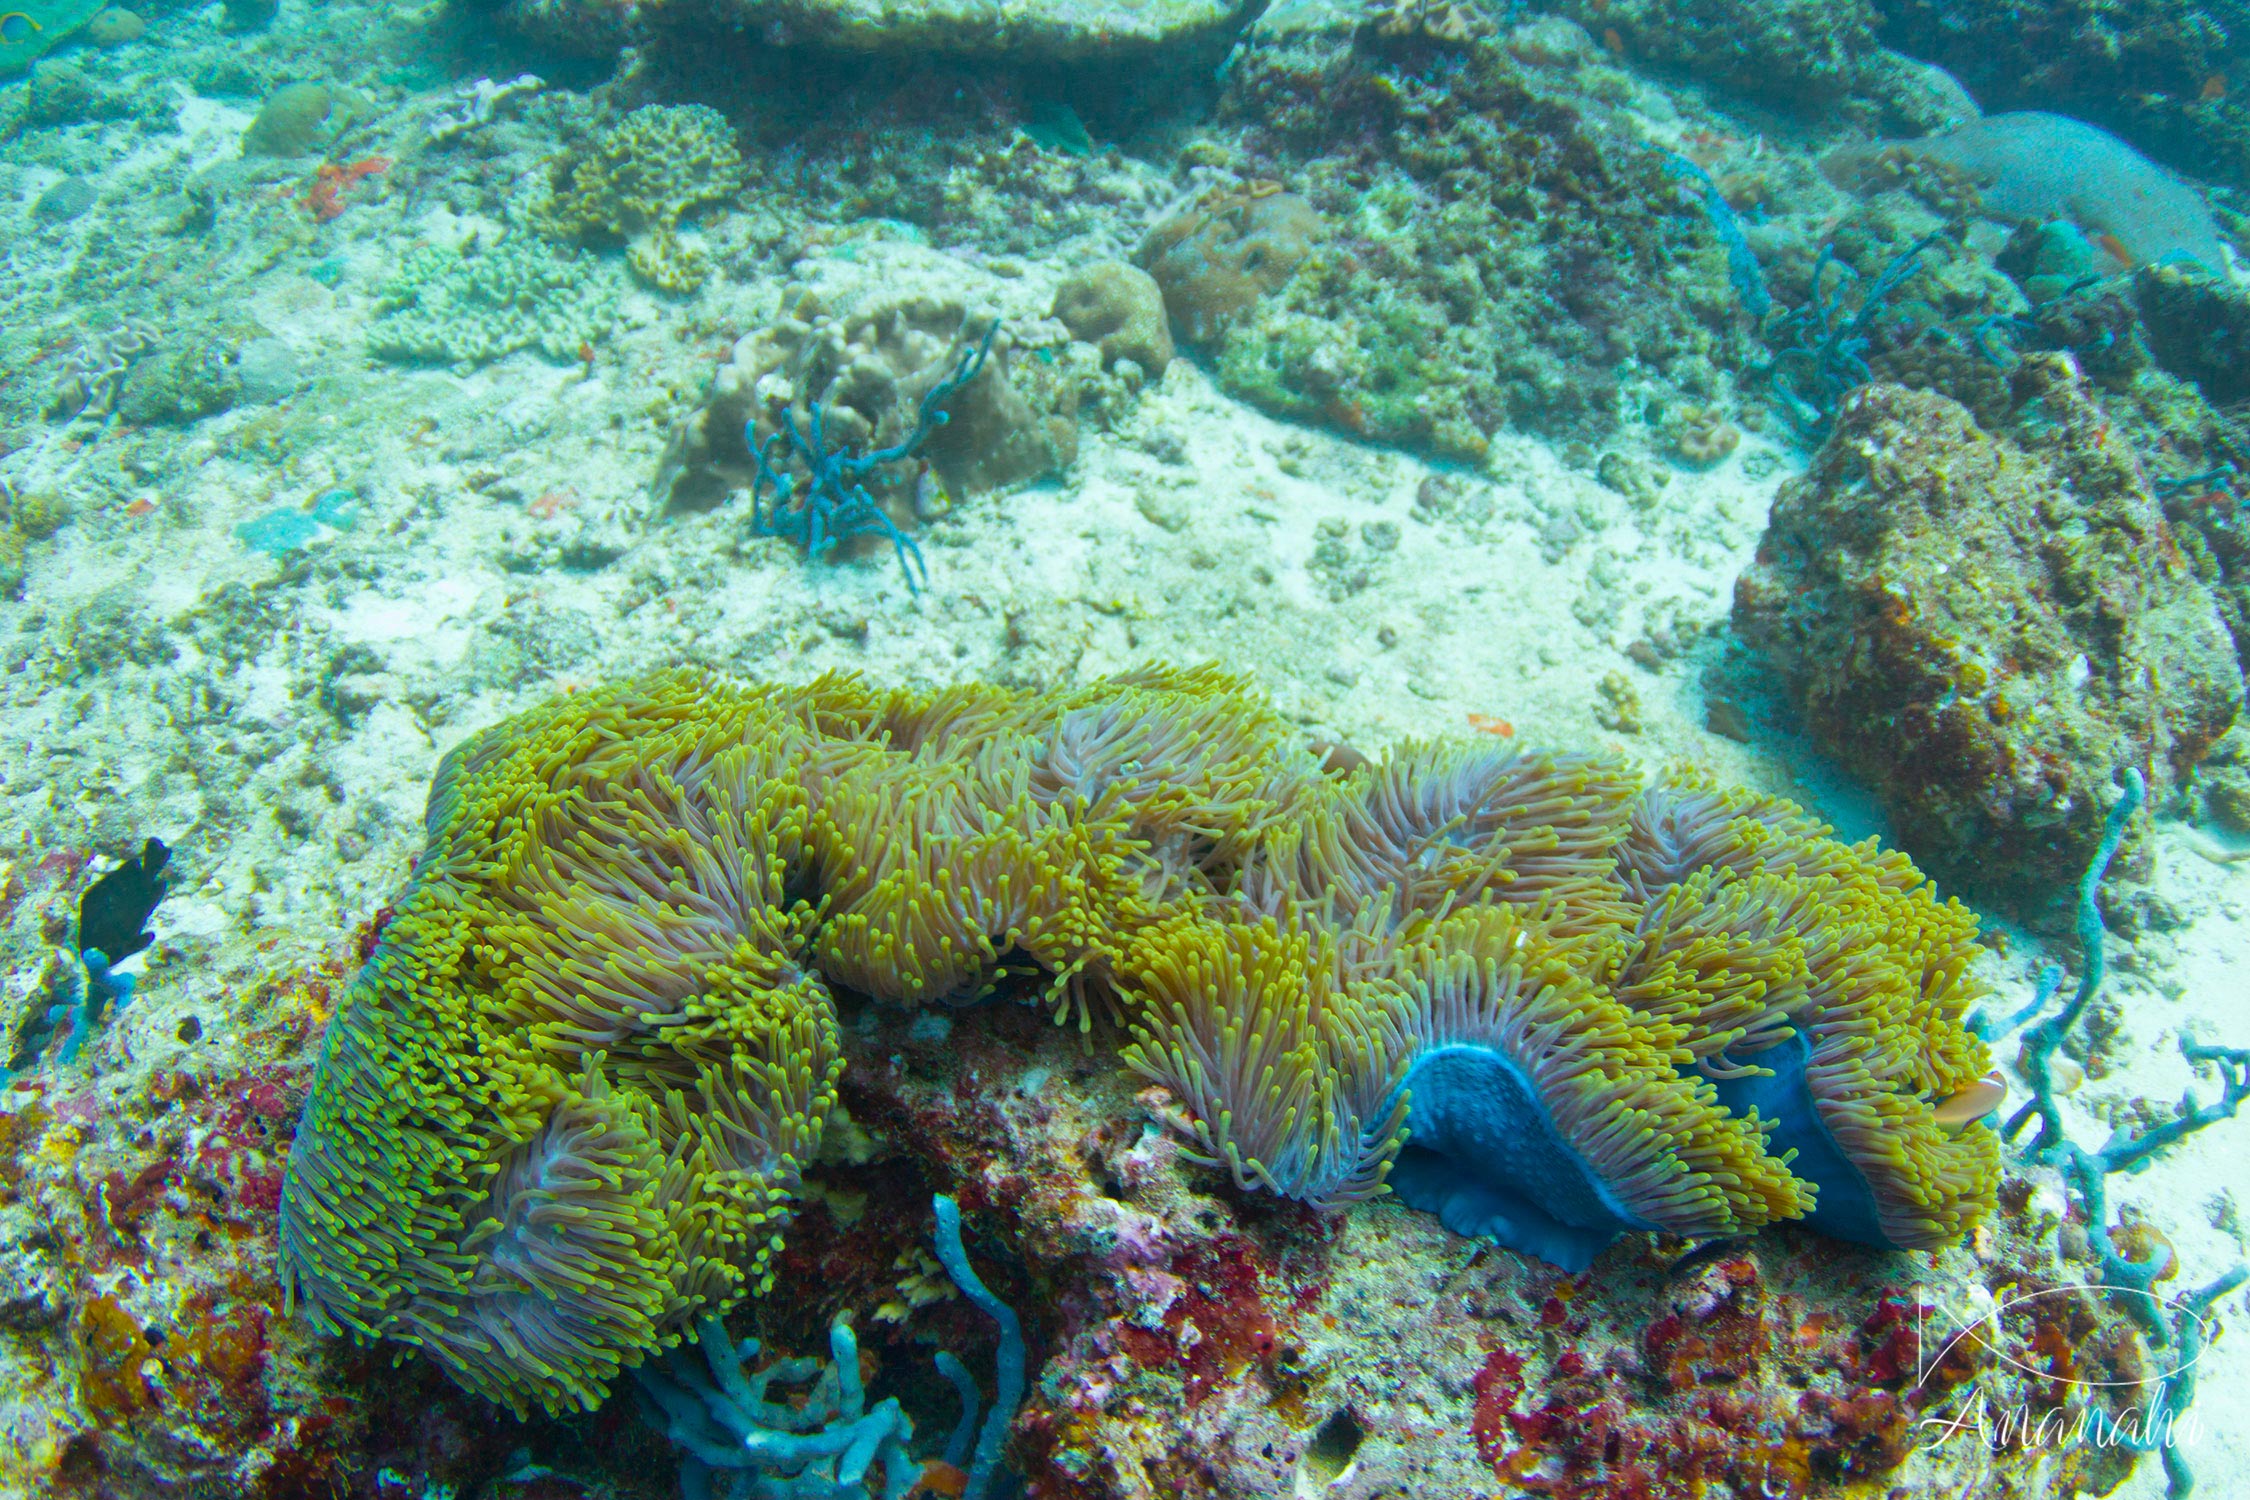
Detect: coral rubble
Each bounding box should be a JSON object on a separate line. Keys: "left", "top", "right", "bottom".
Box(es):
{"left": 281, "top": 667, "right": 2001, "bottom": 1417}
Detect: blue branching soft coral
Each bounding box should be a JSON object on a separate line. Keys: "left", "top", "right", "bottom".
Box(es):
{"left": 1665, "top": 154, "right": 1771, "bottom": 321}
{"left": 747, "top": 321, "right": 998, "bottom": 593}
{"left": 1762, "top": 233, "right": 1943, "bottom": 437}
{"left": 930, "top": 1194, "right": 1025, "bottom": 1500}
{"left": 1991, "top": 771, "right": 2250, "bottom": 1500}
{"left": 62, "top": 947, "right": 135, "bottom": 1063}
{"left": 2, "top": 945, "right": 137, "bottom": 1081}
{"left": 634, "top": 1314, "right": 917, "bottom": 1500}
{"left": 632, "top": 1192, "right": 1028, "bottom": 1500}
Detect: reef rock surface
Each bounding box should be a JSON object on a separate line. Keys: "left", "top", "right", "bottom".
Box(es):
{"left": 1734, "top": 358, "right": 2245, "bottom": 915}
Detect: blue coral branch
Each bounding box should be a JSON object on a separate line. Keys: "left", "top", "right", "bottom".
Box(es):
{"left": 633, "top": 1195, "right": 1030, "bottom": 1499}
{"left": 1972, "top": 962, "right": 2065, "bottom": 1042}
{"left": 1990, "top": 768, "right": 2250, "bottom": 1498}
{"left": 2002, "top": 769, "right": 2143, "bottom": 1155}
{"left": 2157, "top": 1266, "right": 2250, "bottom": 1498}
{"left": 3, "top": 945, "right": 140, "bottom": 1080}
{"left": 932, "top": 1352, "right": 981, "bottom": 1469}
{"left": 61, "top": 946, "right": 136, "bottom": 1064}
{"left": 633, "top": 1313, "right": 917, "bottom": 1499}
{"left": 746, "top": 320, "right": 999, "bottom": 594}
{"left": 1663, "top": 154, "right": 1770, "bottom": 321}
{"left": 1760, "top": 232, "right": 1945, "bottom": 439}
{"left": 931, "top": 1194, "right": 1025, "bottom": 1500}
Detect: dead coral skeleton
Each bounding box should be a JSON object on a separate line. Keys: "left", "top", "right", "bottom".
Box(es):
{"left": 426, "top": 73, "right": 544, "bottom": 145}
{"left": 47, "top": 323, "right": 157, "bottom": 421}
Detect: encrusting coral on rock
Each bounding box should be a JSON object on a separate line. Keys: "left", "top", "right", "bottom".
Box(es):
{"left": 1734, "top": 358, "right": 2245, "bottom": 918}
{"left": 281, "top": 667, "right": 2003, "bottom": 1416}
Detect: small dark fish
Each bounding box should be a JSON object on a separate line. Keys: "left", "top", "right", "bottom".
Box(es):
{"left": 1668, "top": 1236, "right": 1754, "bottom": 1280}
{"left": 78, "top": 837, "right": 171, "bottom": 961}
{"left": 1023, "top": 99, "right": 1092, "bottom": 157}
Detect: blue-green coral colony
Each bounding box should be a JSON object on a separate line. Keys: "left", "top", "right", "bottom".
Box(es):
{"left": 279, "top": 667, "right": 2001, "bottom": 1415}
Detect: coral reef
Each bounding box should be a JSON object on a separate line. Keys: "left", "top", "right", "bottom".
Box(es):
{"left": 532, "top": 104, "right": 746, "bottom": 294}
{"left": 1871, "top": 0, "right": 2250, "bottom": 191}
{"left": 12, "top": 0, "right": 2250, "bottom": 1485}
{"left": 1825, "top": 113, "right": 2236, "bottom": 279}
{"left": 368, "top": 236, "right": 618, "bottom": 368}
{"left": 656, "top": 273, "right": 1082, "bottom": 521}
{"left": 1553, "top": 0, "right": 1879, "bottom": 108}
{"left": 282, "top": 667, "right": 2002, "bottom": 1418}
{"left": 1171, "top": 27, "right": 1753, "bottom": 454}
{"left": 1733, "top": 361, "right": 2246, "bottom": 916}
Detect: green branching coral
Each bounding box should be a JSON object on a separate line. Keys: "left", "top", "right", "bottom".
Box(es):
{"left": 532, "top": 103, "right": 745, "bottom": 293}
{"left": 282, "top": 668, "right": 2001, "bottom": 1412}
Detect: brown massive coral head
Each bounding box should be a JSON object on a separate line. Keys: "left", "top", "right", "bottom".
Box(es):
{"left": 281, "top": 667, "right": 2001, "bottom": 1414}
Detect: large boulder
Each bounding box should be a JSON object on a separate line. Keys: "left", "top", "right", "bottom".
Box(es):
{"left": 1733, "top": 358, "right": 2244, "bottom": 916}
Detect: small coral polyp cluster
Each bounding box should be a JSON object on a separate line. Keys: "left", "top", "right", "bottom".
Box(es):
{"left": 280, "top": 668, "right": 1999, "bottom": 1415}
